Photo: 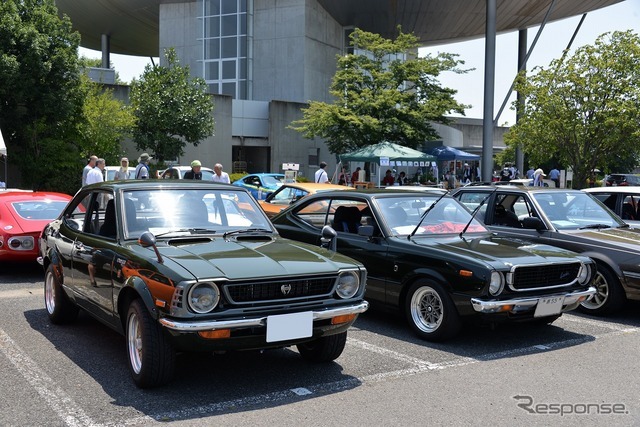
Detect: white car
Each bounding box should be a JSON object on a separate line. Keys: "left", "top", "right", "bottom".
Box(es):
{"left": 582, "top": 186, "right": 640, "bottom": 227}
{"left": 159, "top": 166, "right": 215, "bottom": 180}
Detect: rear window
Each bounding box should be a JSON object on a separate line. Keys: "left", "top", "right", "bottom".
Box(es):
{"left": 11, "top": 201, "right": 68, "bottom": 220}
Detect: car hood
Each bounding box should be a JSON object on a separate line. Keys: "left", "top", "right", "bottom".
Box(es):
{"left": 407, "top": 234, "right": 585, "bottom": 268}
{"left": 562, "top": 226, "right": 640, "bottom": 251}
{"left": 150, "top": 236, "right": 359, "bottom": 280}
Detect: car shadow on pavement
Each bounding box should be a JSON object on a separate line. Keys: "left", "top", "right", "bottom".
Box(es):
{"left": 23, "top": 308, "right": 362, "bottom": 422}
{"left": 352, "top": 307, "right": 597, "bottom": 361}
{"left": 0, "top": 262, "right": 43, "bottom": 283}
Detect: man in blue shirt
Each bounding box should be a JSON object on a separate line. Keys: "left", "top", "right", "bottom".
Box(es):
{"left": 549, "top": 167, "right": 560, "bottom": 188}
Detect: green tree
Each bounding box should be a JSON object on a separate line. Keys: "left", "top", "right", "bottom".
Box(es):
{"left": 289, "top": 27, "right": 469, "bottom": 154}
{"left": 0, "top": 0, "right": 84, "bottom": 193}
{"left": 78, "top": 77, "right": 136, "bottom": 165}
{"left": 129, "top": 48, "right": 215, "bottom": 162}
{"left": 506, "top": 31, "right": 640, "bottom": 188}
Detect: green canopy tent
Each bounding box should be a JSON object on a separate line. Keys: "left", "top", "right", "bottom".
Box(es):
{"left": 339, "top": 141, "right": 437, "bottom": 186}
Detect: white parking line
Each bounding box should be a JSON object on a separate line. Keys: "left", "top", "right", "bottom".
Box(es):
{"left": 0, "top": 328, "right": 97, "bottom": 427}
{"left": 561, "top": 313, "right": 640, "bottom": 333}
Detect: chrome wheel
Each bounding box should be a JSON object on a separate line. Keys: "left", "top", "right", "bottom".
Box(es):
{"left": 581, "top": 271, "right": 609, "bottom": 310}
{"left": 127, "top": 311, "right": 143, "bottom": 375}
{"left": 410, "top": 286, "right": 444, "bottom": 333}
{"left": 44, "top": 270, "right": 56, "bottom": 315}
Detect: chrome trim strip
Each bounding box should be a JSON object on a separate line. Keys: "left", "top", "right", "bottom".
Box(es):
{"left": 159, "top": 301, "right": 369, "bottom": 332}
{"left": 470, "top": 287, "right": 596, "bottom": 314}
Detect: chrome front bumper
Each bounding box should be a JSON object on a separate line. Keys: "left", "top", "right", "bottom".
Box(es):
{"left": 159, "top": 301, "right": 369, "bottom": 332}
{"left": 470, "top": 287, "right": 596, "bottom": 314}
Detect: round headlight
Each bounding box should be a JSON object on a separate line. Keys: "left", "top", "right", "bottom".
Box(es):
{"left": 187, "top": 282, "right": 220, "bottom": 313}
{"left": 336, "top": 271, "right": 360, "bottom": 299}
{"left": 489, "top": 271, "right": 505, "bottom": 296}
{"left": 577, "top": 263, "right": 591, "bottom": 284}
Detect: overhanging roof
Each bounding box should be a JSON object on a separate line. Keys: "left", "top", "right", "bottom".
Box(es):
{"left": 56, "top": 0, "right": 624, "bottom": 56}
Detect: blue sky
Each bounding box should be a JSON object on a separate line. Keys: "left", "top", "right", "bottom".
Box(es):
{"left": 80, "top": 0, "right": 640, "bottom": 125}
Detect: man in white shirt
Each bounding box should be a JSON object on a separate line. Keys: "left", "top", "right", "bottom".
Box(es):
{"left": 85, "top": 158, "right": 105, "bottom": 185}
{"left": 315, "top": 161, "right": 329, "bottom": 184}
{"left": 212, "top": 163, "right": 230, "bottom": 183}
{"left": 82, "top": 155, "right": 98, "bottom": 186}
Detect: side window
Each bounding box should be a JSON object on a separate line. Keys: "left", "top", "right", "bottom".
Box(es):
{"left": 293, "top": 200, "right": 330, "bottom": 229}
{"left": 622, "top": 195, "right": 637, "bottom": 220}
{"left": 69, "top": 192, "right": 114, "bottom": 236}
{"left": 456, "top": 192, "right": 488, "bottom": 223}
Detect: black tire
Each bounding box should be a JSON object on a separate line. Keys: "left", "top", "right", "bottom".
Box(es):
{"left": 44, "top": 264, "right": 79, "bottom": 324}
{"left": 126, "top": 299, "right": 176, "bottom": 388}
{"left": 297, "top": 331, "right": 347, "bottom": 362}
{"left": 579, "top": 266, "right": 626, "bottom": 315}
{"left": 404, "top": 280, "right": 461, "bottom": 342}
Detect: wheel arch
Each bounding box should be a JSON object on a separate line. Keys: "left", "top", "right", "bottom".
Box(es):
{"left": 398, "top": 269, "right": 451, "bottom": 315}
{"left": 117, "top": 276, "right": 158, "bottom": 331}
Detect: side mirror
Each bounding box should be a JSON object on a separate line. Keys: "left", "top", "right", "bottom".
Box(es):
{"left": 357, "top": 225, "right": 374, "bottom": 237}
{"left": 320, "top": 225, "right": 337, "bottom": 252}
{"left": 138, "top": 231, "right": 164, "bottom": 263}
{"left": 63, "top": 217, "right": 81, "bottom": 231}
{"left": 521, "top": 216, "right": 545, "bottom": 231}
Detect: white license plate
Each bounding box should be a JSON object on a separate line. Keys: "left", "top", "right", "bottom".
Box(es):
{"left": 266, "top": 312, "right": 313, "bottom": 343}
{"left": 534, "top": 295, "right": 564, "bottom": 317}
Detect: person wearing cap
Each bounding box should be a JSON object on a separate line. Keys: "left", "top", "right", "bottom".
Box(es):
{"left": 533, "top": 168, "right": 546, "bottom": 187}
{"left": 184, "top": 160, "right": 203, "bottom": 180}
{"left": 114, "top": 157, "right": 131, "bottom": 180}
{"left": 315, "top": 161, "right": 329, "bottom": 184}
{"left": 134, "top": 153, "right": 152, "bottom": 179}
{"left": 212, "top": 163, "right": 230, "bottom": 183}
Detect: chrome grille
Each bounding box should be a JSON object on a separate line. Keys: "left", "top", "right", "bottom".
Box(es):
{"left": 224, "top": 276, "right": 336, "bottom": 304}
{"left": 510, "top": 263, "right": 581, "bottom": 291}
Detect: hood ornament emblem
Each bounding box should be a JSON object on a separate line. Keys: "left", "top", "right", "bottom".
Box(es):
{"left": 281, "top": 284, "right": 292, "bottom": 295}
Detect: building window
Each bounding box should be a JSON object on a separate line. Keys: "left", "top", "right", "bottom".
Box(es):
{"left": 200, "top": 0, "right": 251, "bottom": 100}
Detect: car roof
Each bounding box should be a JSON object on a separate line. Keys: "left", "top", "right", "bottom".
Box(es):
{"left": 453, "top": 185, "right": 580, "bottom": 194}
{"left": 299, "top": 188, "right": 448, "bottom": 200}
{"left": 165, "top": 165, "right": 214, "bottom": 171}
{"left": 0, "top": 190, "right": 72, "bottom": 201}
{"left": 81, "top": 180, "right": 242, "bottom": 191}
{"left": 279, "top": 182, "right": 352, "bottom": 191}
{"left": 583, "top": 186, "right": 640, "bottom": 193}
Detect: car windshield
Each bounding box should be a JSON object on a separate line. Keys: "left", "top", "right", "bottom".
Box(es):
{"left": 262, "top": 175, "right": 283, "bottom": 186}
{"left": 532, "top": 191, "right": 625, "bottom": 230}
{"left": 374, "top": 195, "right": 487, "bottom": 236}
{"left": 122, "top": 189, "right": 272, "bottom": 239}
{"left": 11, "top": 200, "right": 68, "bottom": 220}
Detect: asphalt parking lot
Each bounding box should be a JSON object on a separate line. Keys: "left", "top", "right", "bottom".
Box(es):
{"left": 2, "top": 263, "right": 640, "bottom": 426}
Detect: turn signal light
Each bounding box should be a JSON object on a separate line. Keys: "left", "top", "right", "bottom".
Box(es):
{"left": 331, "top": 314, "right": 356, "bottom": 325}
{"left": 198, "top": 329, "right": 231, "bottom": 339}
{"left": 459, "top": 270, "right": 473, "bottom": 277}
{"left": 500, "top": 305, "right": 514, "bottom": 312}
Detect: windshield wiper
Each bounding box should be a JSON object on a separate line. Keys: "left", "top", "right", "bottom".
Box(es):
{"left": 459, "top": 189, "right": 496, "bottom": 240}
{"left": 223, "top": 228, "right": 273, "bottom": 238}
{"left": 155, "top": 228, "right": 217, "bottom": 237}
{"left": 578, "top": 224, "right": 612, "bottom": 230}
{"left": 408, "top": 191, "right": 449, "bottom": 239}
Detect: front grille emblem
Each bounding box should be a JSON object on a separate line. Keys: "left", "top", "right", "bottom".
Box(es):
{"left": 281, "top": 284, "right": 292, "bottom": 295}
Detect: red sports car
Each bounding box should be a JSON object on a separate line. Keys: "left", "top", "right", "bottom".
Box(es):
{"left": 0, "top": 190, "right": 71, "bottom": 262}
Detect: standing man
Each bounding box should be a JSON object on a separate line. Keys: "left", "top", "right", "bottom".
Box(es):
{"left": 85, "top": 158, "right": 105, "bottom": 185}
{"left": 184, "top": 160, "right": 203, "bottom": 180}
{"left": 82, "top": 155, "right": 98, "bottom": 186}
{"left": 549, "top": 166, "right": 560, "bottom": 188}
{"left": 134, "top": 153, "right": 152, "bottom": 179}
{"left": 315, "top": 161, "right": 329, "bottom": 184}
{"left": 212, "top": 163, "right": 230, "bottom": 183}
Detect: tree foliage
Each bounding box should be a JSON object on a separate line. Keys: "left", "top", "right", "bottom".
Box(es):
{"left": 78, "top": 77, "right": 136, "bottom": 165}
{"left": 0, "top": 0, "right": 84, "bottom": 193}
{"left": 289, "top": 27, "right": 469, "bottom": 154}
{"left": 505, "top": 31, "right": 640, "bottom": 188}
{"left": 129, "top": 49, "right": 215, "bottom": 162}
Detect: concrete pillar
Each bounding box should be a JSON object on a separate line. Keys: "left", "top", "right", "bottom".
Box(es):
{"left": 516, "top": 29, "right": 527, "bottom": 177}
{"left": 101, "top": 34, "right": 110, "bottom": 69}
{"left": 481, "top": 0, "right": 496, "bottom": 182}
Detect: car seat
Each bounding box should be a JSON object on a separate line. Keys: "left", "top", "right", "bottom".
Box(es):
{"left": 622, "top": 203, "right": 636, "bottom": 220}
{"left": 494, "top": 204, "right": 521, "bottom": 228}
{"left": 99, "top": 199, "right": 117, "bottom": 238}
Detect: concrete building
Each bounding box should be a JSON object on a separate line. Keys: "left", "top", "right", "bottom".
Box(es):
{"left": 57, "top": 0, "right": 622, "bottom": 180}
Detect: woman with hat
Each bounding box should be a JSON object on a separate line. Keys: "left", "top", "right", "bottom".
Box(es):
{"left": 533, "top": 168, "right": 546, "bottom": 187}
{"left": 134, "top": 153, "right": 152, "bottom": 179}
{"left": 114, "top": 157, "right": 131, "bottom": 180}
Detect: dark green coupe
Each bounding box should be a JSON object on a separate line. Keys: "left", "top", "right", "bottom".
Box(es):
{"left": 271, "top": 189, "right": 596, "bottom": 342}
{"left": 38, "top": 181, "right": 368, "bottom": 388}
